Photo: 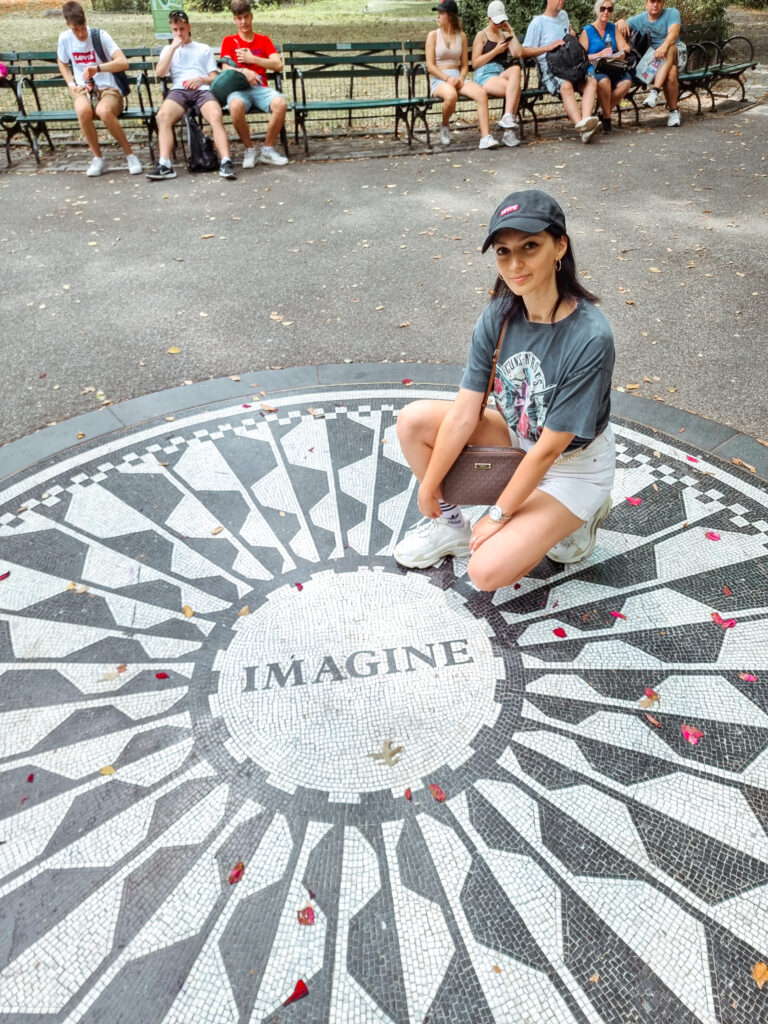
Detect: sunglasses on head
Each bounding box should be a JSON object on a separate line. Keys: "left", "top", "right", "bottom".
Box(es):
{"left": 169, "top": 10, "right": 189, "bottom": 20}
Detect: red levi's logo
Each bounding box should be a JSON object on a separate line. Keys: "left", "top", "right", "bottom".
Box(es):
{"left": 499, "top": 204, "right": 520, "bottom": 217}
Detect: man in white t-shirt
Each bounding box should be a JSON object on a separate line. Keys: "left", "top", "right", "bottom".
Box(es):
{"left": 147, "top": 10, "right": 235, "bottom": 181}
{"left": 522, "top": 0, "right": 599, "bottom": 143}
{"left": 56, "top": 1, "right": 141, "bottom": 177}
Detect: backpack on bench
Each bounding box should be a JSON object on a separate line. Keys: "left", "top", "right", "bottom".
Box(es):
{"left": 546, "top": 33, "right": 589, "bottom": 84}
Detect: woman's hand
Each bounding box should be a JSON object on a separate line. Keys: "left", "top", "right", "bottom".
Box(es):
{"left": 469, "top": 514, "right": 504, "bottom": 553}
{"left": 417, "top": 483, "right": 441, "bottom": 520}
{"left": 593, "top": 45, "right": 613, "bottom": 59}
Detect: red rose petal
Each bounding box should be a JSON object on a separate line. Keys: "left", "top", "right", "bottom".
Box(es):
{"left": 644, "top": 688, "right": 658, "bottom": 699}
{"left": 723, "top": 585, "right": 732, "bottom": 597}
{"left": 681, "top": 723, "right": 704, "bottom": 745}
{"left": 704, "top": 531, "right": 720, "bottom": 541}
{"left": 27, "top": 773, "right": 34, "bottom": 783}
{"left": 553, "top": 627, "right": 567, "bottom": 638}
{"left": 401, "top": 378, "right": 413, "bottom": 386}
{"left": 297, "top": 906, "right": 315, "bottom": 926}
{"left": 645, "top": 714, "right": 662, "bottom": 728}
{"left": 295, "top": 582, "right": 304, "bottom": 591}
{"left": 283, "top": 979, "right": 308, "bottom": 1006}
{"left": 404, "top": 788, "right": 412, "bottom": 801}
{"left": 155, "top": 672, "right": 169, "bottom": 679}
{"left": 609, "top": 611, "right": 626, "bottom": 620}
{"left": 686, "top": 455, "right": 699, "bottom": 463}
{"left": 739, "top": 673, "right": 758, "bottom": 682}
{"left": 0, "top": 570, "right": 10, "bottom": 582}
{"left": 428, "top": 783, "right": 446, "bottom": 803}
{"left": 711, "top": 611, "right": 736, "bottom": 629}
{"left": 228, "top": 861, "right": 245, "bottom": 885}
{"left": 513, "top": 583, "right": 521, "bottom": 590}
{"left": 626, "top": 496, "right": 642, "bottom": 506}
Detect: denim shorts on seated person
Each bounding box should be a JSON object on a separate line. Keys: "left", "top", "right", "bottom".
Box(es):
{"left": 226, "top": 84, "right": 281, "bottom": 114}
{"left": 472, "top": 61, "right": 505, "bottom": 87}
{"left": 539, "top": 62, "right": 594, "bottom": 97}
{"left": 594, "top": 71, "right": 631, "bottom": 85}
{"left": 431, "top": 68, "right": 460, "bottom": 95}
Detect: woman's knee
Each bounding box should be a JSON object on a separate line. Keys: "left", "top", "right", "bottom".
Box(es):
{"left": 396, "top": 400, "right": 439, "bottom": 445}
{"left": 467, "top": 548, "right": 521, "bottom": 592}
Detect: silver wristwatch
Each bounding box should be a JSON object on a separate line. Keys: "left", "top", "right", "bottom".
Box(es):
{"left": 489, "top": 505, "right": 513, "bottom": 523}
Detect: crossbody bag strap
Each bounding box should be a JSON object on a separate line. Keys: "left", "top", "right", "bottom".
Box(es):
{"left": 479, "top": 314, "right": 510, "bottom": 414}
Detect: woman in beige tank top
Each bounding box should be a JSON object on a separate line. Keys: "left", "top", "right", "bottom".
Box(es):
{"left": 425, "top": 0, "right": 498, "bottom": 149}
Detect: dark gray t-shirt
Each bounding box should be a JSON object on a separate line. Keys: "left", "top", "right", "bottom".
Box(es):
{"left": 460, "top": 298, "right": 615, "bottom": 449}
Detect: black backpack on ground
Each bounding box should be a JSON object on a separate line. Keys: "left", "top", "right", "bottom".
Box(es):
{"left": 91, "top": 27, "right": 130, "bottom": 97}
{"left": 185, "top": 114, "right": 219, "bottom": 173}
{"left": 546, "top": 33, "right": 589, "bottom": 84}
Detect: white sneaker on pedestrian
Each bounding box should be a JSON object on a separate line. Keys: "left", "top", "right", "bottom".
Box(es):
{"left": 126, "top": 153, "right": 142, "bottom": 175}
{"left": 574, "top": 115, "right": 598, "bottom": 133}
{"left": 259, "top": 146, "right": 288, "bottom": 166}
{"left": 581, "top": 124, "right": 599, "bottom": 144}
{"left": 666, "top": 108, "right": 681, "bottom": 127}
{"left": 242, "top": 147, "right": 257, "bottom": 168}
{"left": 394, "top": 518, "right": 472, "bottom": 569}
{"left": 546, "top": 496, "right": 612, "bottom": 564}
{"left": 439, "top": 125, "right": 451, "bottom": 146}
{"left": 86, "top": 156, "right": 104, "bottom": 177}
{"left": 478, "top": 134, "right": 499, "bottom": 149}
{"left": 643, "top": 88, "right": 659, "bottom": 108}
{"left": 502, "top": 129, "right": 520, "bottom": 148}
{"left": 498, "top": 112, "right": 517, "bottom": 130}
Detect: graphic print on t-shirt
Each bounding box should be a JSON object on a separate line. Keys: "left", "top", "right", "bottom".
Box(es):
{"left": 494, "top": 351, "right": 552, "bottom": 441}
{"left": 72, "top": 48, "right": 97, "bottom": 69}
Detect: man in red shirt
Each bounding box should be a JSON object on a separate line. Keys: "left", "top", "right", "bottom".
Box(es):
{"left": 219, "top": 0, "right": 288, "bottom": 167}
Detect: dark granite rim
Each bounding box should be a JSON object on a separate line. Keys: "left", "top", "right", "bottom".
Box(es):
{"left": 1, "top": 363, "right": 766, "bottom": 484}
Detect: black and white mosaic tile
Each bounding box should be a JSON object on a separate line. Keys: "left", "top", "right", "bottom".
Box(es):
{"left": 1, "top": 383, "right": 767, "bottom": 1024}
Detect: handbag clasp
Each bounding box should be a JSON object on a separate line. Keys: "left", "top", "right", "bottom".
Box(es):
{"left": 474, "top": 462, "right": 492, "bottom": 469}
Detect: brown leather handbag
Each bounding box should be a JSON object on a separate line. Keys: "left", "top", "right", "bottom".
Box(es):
{"left": 441, "top": 316, "right": 525, "bottom": 506}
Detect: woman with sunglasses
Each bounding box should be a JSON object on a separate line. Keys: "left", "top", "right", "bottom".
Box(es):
{"left": 470, "top": 0, "right": 524, "bottom": 147}
{"left": 579, "top": 0, "right": 632, "bottom": 132}
{"left": 393, "top": 190, "right": 616, "bottom": 589}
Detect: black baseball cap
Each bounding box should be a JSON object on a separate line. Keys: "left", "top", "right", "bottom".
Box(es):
{"left": 481, "top": 190, "right": 567, "bottom": 252}
{"left": 432, "top": 0, "right": 459, "bottom": 13}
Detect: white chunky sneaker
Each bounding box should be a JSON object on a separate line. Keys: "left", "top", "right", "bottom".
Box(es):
{"left": 394, "top": 518, "right": 471, "bottom": 569}
{"left": 439, "top": 125, "right": 451, "bottom": 145}
{"left": 242, "top": 147, "right": 257, "bottom": 168}
{"left": 259, "top": 146, "right": 288, "bottom": 166}
{"left": 498, "top": 111, "right": 517, "bottom": 130}
{"left": 126, "top": 153, "right": 142, "bottom": 175}
{"left": 546, "top": 495, "right": 613, "bottom": 564}
{"left": 502, "top": 129, "right": 520, "bottom": 147}
{"left": 666, "top": 109, "right": 680, "bottom": 127}
{"left": 478, "top": 134, "right": 499, "bottom": 149}
{"left": 643, "top": 88, "right": 659, "bottom": 108}
{"left": 574, "top": 115, "right": 598, "bottom": 133}
{"left": 581, "top": 124, "right": 599, "bottom": 144}
{"left": 86, "top": 156, "right": 104, "bottom": 177}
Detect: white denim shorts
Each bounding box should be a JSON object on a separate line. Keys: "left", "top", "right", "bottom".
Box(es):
{"left": 518, "top": 424, "right": 616, "bottom": 521}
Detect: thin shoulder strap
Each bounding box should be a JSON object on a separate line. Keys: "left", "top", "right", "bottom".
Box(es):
{"left": 480, "top": 315, "right": 510, "bottom": 413}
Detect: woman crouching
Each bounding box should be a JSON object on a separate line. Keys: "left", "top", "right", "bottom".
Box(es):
{"left": 394, "top": 189, "right": 616, "bottom": 591}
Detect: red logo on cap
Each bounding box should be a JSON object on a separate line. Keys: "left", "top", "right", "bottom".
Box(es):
{"left": 499, "top": 204, "right": 520, "bottom": 216}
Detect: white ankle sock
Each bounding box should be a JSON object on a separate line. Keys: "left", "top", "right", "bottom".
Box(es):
{"left": 438, "top": 500, "right": 465, "bottom": 528}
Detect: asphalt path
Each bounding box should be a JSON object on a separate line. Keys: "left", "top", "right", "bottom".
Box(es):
{"left": 1, "top": 97, "right": 767, "bottom": 454}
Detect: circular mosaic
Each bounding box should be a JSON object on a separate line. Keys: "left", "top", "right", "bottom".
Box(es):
{"left": 0, "top": 383, "right": 767, "bottom": 1024}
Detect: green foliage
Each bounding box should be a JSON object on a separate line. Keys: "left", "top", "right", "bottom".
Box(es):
{"left": 459, "top": 0, "right": 613, "bottom": 41}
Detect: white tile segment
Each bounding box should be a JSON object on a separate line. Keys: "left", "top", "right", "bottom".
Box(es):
{"left": 381, "top": 420, "right": 409, "bottom": 467}
{"left": 106, "top": 734, "right": 194, "bottom": 787}
{"left": 629, "top": 772, "right": 768, "bottom": 864}
{"left": 1, "top": 611, "right": 202, "bottom": 661}
{"left": 450, "top": 793, "right": 608, "bottom": 1024}
{"left": 339, "top": 409, "right": 382, "bottom": 555}
{"left": 0, "top": 758, "right": 214, "bottom": 896}
{"left": 0, "top": 661, "right": 196, "bottom": 695}
{"left": 709, "top": 883, "right": 768, "bottom": 955}
{"left": 1, "top": 784, "right": 230, "bottom": 1017}
{"left": 2, "top": 711, "right": 190, "bottom": 778}
{"left": 612, "top": 464, "right": 661, "bottom": 504}
{"left": 525, "top": 673, "right": 768, "bottom": 728}
{"left": 237, "top": 421, "right": 320, "bottom": 563}
{"left": 654, "top": 527, "right": 768, "bottom": 581}
{"left": 163, "top": 491, "right": 270, "bottom": 581}
{"left": 65, "top": 482, "right": 250, "bottom": 598}
{"left": 251, "top": 820, "right": 332, "bottom": 1021}
{"left": 172, "top": 439, "right": 297, "bottom": 574}
{"left": 280, "top": 415, "right": 344, "bottom": 558}
{"left": 375, "top": 477, "right": 418, "bottom": 557}
{"left": 161, "top": 808, "right": 290, "bottom": 1024}
{"left": 418, "top": 813, "right": 581, "bottom": 1024}
{"left": 327, "top": 827, "right": 396, "bottom": 1024}
{"left": 474, "top": 776, "right": 718, "bottom": 1024}
{"left": 717, "top": 618, "right": 768, "bottom": 670}
{"left": 0, "top": 687, "right": 186, "bottom": 758}
{"left": 382, "top": 820, "right": 455, "bottom": 1024}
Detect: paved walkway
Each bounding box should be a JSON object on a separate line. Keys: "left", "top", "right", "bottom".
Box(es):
{"left": 1, "top": 75, "right": 768, "bottom": 1024}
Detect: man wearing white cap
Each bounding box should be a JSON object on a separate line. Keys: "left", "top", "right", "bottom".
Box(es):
{"left": 471, "top": 1, "right": 524, "bottom": 146}
{"left": 522, "top": 0, "right": 599, "bottom": 143}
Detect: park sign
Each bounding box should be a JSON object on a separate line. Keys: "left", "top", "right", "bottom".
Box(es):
{"left": 150, "top": 0, "right": 179, "bottom": 40}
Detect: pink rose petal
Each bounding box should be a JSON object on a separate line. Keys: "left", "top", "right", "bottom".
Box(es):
{"left": 739, "top": 673, "right": 758, "bottom": 682}
{"left": 711, "top": 611, "right": 736, "bottom": 629}
{"left": 609, "top": 611, "right": 626, "bottom": 620}
{"left": 297, "top": 906, "right": 315, "bottom": 926}
{"left": 644, "top": 687, "right": 659, "bottom": 699}
{"left": 295, "top": 582, "right": 304, "bottom": 591}
{"left": 704, "top": 531, "right": 721, "bottom": 541}
{"left": 404, "top": 788, "right": 412, "bottom": 801}
{"left": 428, "top": 783, "right": 446, "bottom": 803}
{"left": 228, "top": 861, "right": 245, "bottom": 885}
{"left": 681, "top": 723, "right": 704, "bottom": 746}
{"left": 645, "top": 714, "right": 662, "bottom": 728}
{"left": 626, "top": 496, "right": 642, "bottom": 506}
{"left": 553, "top": 627, "right": 567, "bottom": 638}
{"left": 686, "top": 455, "right": 699, "bottom": 463}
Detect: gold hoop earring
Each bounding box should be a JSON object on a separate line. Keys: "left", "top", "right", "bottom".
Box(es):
{"left": 556, "top": 259, "right": 562, "bottom": 272}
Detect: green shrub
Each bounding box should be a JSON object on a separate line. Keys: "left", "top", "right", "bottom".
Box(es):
{"left": 459, "top": 0, "right": 606, "bottom": 41}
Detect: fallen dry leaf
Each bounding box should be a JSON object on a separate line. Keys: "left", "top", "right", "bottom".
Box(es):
{"left": 200, "top": 233, "right": 214, "bottom": 239}
{"left": 493, "top": 965, "right": 502, "bottom": 975}
{"left": 260, "top": 403, "right": 279, "bottom": 413}
{"left": 211, "top": 526, "right": 224, "bottom": 536}
{"left": 589, "top": 973, "right": 600, "bottom": 984}
{"left": 237, "top": 605, "right": 250, "bottom": 617}
{"left": 398, "top": 321, "right": 411, "bottom": 328}
{"left": 753, "top": 962, "right": 768, "bottom": 989}
{"left": 182, "top": 605, "right": 194, "bottom": 618}
{"left": 99, "top": 765, "right": 116, "bottom": 776}
{"left": 167, "top": 347, "right": 181, "bottom": 355}
{"left": 731, "top": 457, "right": 757, "bottom": 473}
